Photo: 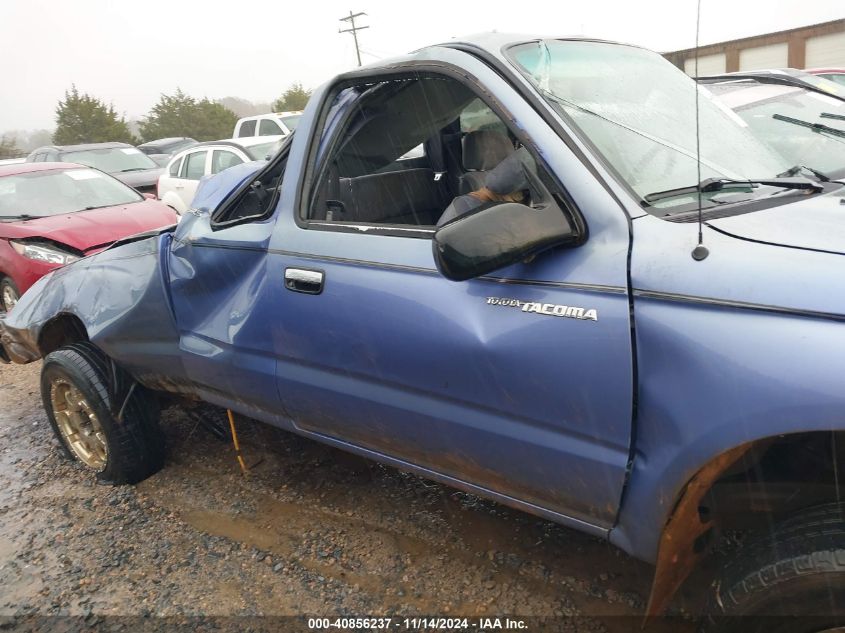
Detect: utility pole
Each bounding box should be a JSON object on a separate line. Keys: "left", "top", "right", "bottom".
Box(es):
{"left": 339, "top": 10, "right": 369, "bottom": 67}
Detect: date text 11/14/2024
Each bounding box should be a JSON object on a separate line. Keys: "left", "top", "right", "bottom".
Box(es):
{"left": 307, "top": 617, "right": 529, "bottom": 630}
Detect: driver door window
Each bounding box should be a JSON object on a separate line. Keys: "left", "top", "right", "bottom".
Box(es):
{"left": 237, "top": 120, "right": 256, "bottom": 137}
{"left": 171, "top": 150, "right": 208, "bottom": 209}
{"left": 168, "top": 156, "right": 183, "bottom": 177}
{"left": 259, "top": 119, "right": 283, "bottom": 136}
{"left": 305, "top": 75, "right": 550, "bottom": 231}
{"left": 182, "top": 150, "right": 208, "bottom": 180}
{"left": 211, "top": 150, "right": 244, "bottom": 174}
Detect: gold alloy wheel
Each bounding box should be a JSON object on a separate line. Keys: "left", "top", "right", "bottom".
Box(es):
{"left": 50, "top": 378, "right": 107, "bottom": 470}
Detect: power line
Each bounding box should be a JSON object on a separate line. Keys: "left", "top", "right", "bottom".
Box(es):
{"left": 339, "top": 10, "right": 369, "bottom": 67}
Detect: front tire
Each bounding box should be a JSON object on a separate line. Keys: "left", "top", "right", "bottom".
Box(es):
{"left": 703, "top": 503, "right": 845, "bottom": 633}
{"left": 1, "top": 277, "right": 19, "bottom": 312}
{"left": 41, "top": 343, "right": 165, "bottom": 484}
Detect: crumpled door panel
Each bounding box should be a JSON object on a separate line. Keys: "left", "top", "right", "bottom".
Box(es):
{"left": 166, "top": 211, "right": 291, "bottom": 422}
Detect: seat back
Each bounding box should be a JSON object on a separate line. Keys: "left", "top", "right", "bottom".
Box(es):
{"left": 458, "top": 130, "right": 514, "bottom": 194}
{"left": 337, "top": 168, "right": 448, "bottom": 225}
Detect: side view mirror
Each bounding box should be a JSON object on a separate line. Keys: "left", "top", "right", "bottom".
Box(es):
{"left": 432, "top": 202, "right": 581, "bottom": 281}
{"left": 142, "top": 192, "right": 157, "bottom": 200}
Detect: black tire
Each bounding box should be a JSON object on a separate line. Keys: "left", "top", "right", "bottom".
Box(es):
{"left": 40, "top": 342, "right": 165, "bottom": 485}
{"left": 702, "top": 503, "right": 845, "bottom": 633}
{"left": 0, "top": 277, "right": 19, "bottom": 312}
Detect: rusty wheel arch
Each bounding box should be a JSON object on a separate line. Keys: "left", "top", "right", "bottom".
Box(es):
{"left": 645, "top": 442, "right": 756, "bottom": 617}
{"left": 647, "top": 430, "right": 845, "bottom": 616}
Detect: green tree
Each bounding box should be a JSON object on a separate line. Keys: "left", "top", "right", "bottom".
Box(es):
{"left": 272, "top": 82, "right": 311, "bottom": 112}
{"left": 139, "top": 89, "right": 238, "bottom": 142}
{"left": 53, "top": 86, "right": 136, "bottom": 145}
{"left": 0, "top": 134, "right": 23, "bottom": 159}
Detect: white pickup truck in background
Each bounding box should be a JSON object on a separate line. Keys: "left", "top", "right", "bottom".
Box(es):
{"left": 233, "top": 111, "right": 302, "bottom": 139}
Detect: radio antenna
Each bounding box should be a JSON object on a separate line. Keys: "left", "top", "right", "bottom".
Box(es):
{"left": 691, "top": 0, "right": 709, "bottom": 261}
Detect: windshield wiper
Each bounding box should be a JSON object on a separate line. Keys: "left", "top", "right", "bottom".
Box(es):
{"left": 645, "top": 176, "right": 823, "bottom": 204}
{"left": 778, "top": 164, "right": 831, "bottom": 182}
{"left": 821, "top": 112, "right": 845, "bottom": 122}
{"left": 0, "top": 214, "right": 46, "bottom": 220}
{"left": 118, "top": 167, "right": 149, "bottom": 173}
{"left": 772, "top": 113, "right": 845, "bottom": 139}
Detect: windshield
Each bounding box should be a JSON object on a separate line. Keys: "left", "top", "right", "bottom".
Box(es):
{"left": 0, "top": 167, "right": 141, "bottom": 218}
{"left": 61, "top": 146, "right": 158, "bottom": 173}
{"left": 507, "top": 40, "right": 791, "bottom": 209}
{"left": 140, "top": 139, "right": 195, "bottom": 155}
{"left": 704, "top": 82, "right": 845, "bottom": 178}
{"left": 280, "top": 114, "right": 301, "bottom": 132}
{"left": 246, "top": 140, "right": 283, "bottom": 160}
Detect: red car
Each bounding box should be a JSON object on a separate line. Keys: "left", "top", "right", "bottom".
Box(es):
{"left": 806, "top": 67, "right": 845, "bottom": 89}
{"left": 0, "top": 162, "right": 178, "bottom": 311}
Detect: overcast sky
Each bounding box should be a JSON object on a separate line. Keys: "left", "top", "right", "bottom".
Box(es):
{"left": 1, "top": 0, "right": 843, "bottom": 130}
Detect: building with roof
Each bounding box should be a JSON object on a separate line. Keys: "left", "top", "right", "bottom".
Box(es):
{"left": 664, "top": 18, "right": 845, "bottom": 76}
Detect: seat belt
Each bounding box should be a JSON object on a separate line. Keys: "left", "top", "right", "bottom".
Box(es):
{"left": 326, "top": 161, "right": 341, "bottom": 221}
{"left": 440, "top": 122, "right": 464, "bottom": 199}
{"left": 427, "top": 133, "right": 447, "bottom": 183}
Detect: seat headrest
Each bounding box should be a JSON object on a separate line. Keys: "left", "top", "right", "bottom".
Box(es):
{"left": 485, "top": 147, "right": 536, "bottom": 195}
{"left": 461, "top": 130, "right": 513, "bottom": 171}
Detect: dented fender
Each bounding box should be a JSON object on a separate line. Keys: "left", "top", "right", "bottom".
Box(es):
{"left": 0, "top": 227, "right": 191, "bottom": 391}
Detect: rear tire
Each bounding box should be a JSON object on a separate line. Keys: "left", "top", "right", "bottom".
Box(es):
{"left": 1, "top": 277, "right": 19, "bottom": 312}
{"left": 40, "top": 342, "right": 165, "bottom": 484}
{"left": 702, "top": 503, "right": 845, "bottom": 633}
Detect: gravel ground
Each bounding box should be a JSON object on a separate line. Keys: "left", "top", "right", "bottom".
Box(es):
{"left": 0, "top": 361, "right": 705, "bottom": 631}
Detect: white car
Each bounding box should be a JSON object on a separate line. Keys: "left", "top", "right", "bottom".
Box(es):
{"left": 157, "top": 137, "right": 283, "bottom": 214}
{"left": 233, "top": 111, "right": 302, "bottom": 139}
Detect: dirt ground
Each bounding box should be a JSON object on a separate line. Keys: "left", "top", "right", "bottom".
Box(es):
{"left": 0, "top": 361, "right": 705, "bottom": 631}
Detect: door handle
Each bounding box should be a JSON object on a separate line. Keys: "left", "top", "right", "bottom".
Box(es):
{"left": 284, "top": 268, "right": 324, "bottom": 295}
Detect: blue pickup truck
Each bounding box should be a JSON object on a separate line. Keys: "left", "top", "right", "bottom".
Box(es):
{"left": 1, "top": 34, "right": 843, "bottom": 629}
